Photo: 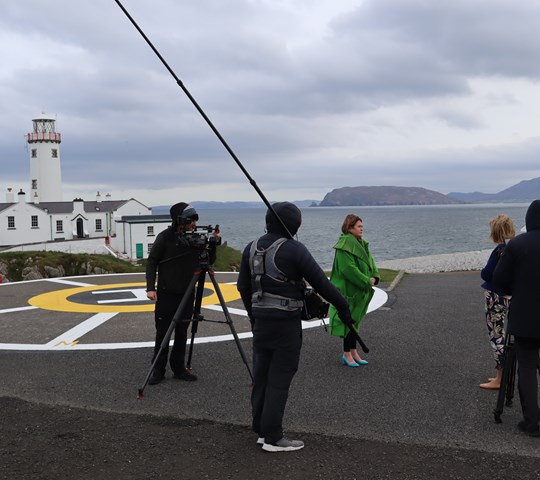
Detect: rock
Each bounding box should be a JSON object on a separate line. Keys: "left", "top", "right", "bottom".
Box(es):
{"left": 0, "top": 261, "right": 8, "bottom": 276}
{"left": 78, "top": 261, "right": 94, "bottom": 275}
{"left": 43, "top": 265, "right": 66, "bottom": 278}
{"left": 22, "top": 266, "right": 43, "bottom": 281}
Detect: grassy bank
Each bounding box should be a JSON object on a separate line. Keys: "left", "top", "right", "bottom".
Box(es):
{"left": 377, "top": 268, "right": 400, "bottom": 284}
{"left": 0, "top": 248, "right": 399, "bottom": 285}
{"left": 0, "top": 244, "right": 242, "bottom": 282}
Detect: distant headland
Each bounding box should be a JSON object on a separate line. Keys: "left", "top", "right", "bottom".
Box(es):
{"left": 153, "top": 177, "right": 540, "bottom": 210}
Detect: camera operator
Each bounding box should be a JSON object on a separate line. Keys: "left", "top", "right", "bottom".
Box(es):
{"left": 146, "top": 202, "right": 216, "bottom": 385}
{"left": 237, "top": 201, "right": 352, "bottom": 452}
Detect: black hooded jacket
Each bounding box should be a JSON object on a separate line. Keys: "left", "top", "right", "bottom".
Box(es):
{"left": 237, "top": 202, "right": 350, "bottom": 321}
{"left": 493, "top": 199, "right": 540, "bottom": 338}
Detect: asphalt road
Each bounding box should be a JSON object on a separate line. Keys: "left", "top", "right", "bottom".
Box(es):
{"left": 1, "top": 271, "right": 539, "bottom": 479}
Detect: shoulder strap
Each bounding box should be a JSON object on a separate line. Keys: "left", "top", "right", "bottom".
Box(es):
{"left": 249, "top": 237, "right": 293, "bottom": 304}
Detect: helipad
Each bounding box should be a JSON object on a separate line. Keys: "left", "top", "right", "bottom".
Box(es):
{"left": 0, "top": 272, "right": 387, "bottom": 351}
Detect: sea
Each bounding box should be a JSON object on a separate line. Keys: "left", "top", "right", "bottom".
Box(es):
{"left": 196, "top": 203, "right": 531, "bottom": 270}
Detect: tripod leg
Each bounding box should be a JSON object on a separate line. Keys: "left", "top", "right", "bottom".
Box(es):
{"left": 137, "top": 274, "right": 200, "bottom": 398}
{"left": 506, "top": 349, "right": 517, "bottom": 407}
{"left": 208, "top": 271, "right": 254, "bottom": 382}
{"left": 493, "top": 335, "right": 514, "bottom": 422}
{"left": 186, "top": 271, "right": 206, "bottom": 370}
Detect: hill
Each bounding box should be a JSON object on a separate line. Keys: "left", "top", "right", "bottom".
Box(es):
{"left": 152, "top": 200, "right": 318, "bottom": 213}
{"left": 148, "top": 177, "right": 540, "bottom": 209}
{"left": 448, "top": 177, "right": 540, "bottom": 203}
{"left": 319, "top": 186, "right": 461, "bottom": 206}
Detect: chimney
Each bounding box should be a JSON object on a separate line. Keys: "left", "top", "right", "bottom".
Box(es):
{"left": 6, "top": 188, "right": 14, "bottom": 203}
{"left": 17, "top": 189, "right": 26, "bottom": 203}
{"left": 73, "top": 197, "right": 85, "bottom": 215}
{"left": 33, "top": 192, "right": 39, "bottom": 204}
{"left": 96, "top": 191, "right": 102, "bottom": 203}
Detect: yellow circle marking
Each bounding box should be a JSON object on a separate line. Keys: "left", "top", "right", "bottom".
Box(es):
{"left": 28, "top": 282, "right": 241, "bottom": 313}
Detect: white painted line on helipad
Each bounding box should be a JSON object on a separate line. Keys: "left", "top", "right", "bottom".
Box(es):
{"left": 0, "top": 306, "right": 38, "bottom": 314}
{"left": 203, "top": 305, "right": 248, "bottom": 316}
{"left": 93, "top": 288, "right": 148, "bottom": 304}
{"left": 368, "top": 288, "right": 388, "bottom": 314}
{"left": 45, "top": 278, "right": 95, "bottom": 287}
{"left": 0, "top": 344, "right": 50, "bottom": 351}
{"left": 0, "top": 278, "right": 387, "bottom": 351}
{"left": 45, "top": 312, "right": 119, "bottom": 348}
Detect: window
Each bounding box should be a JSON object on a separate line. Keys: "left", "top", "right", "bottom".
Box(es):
{"left": 95, "top": 219, "right": 102, "bottom": 231}
{"left": 31, "top": 149, "right": 37, "bottom": 158}
{"left": 31, "top": 216, "right": 39, "bottom": 228}
{"left": 147, "top": 226, "right": 154, "bottom": 236}
{"left": 51, "top": 149, "right": 58, "bottom": 158}
{"left": 7, "top": 216, "right": 15, "bottom": 229}
{"left": 32, "top": 179, "right": 37, "bottom": 189}
{"left": 56, "top": 220, "right": 63, "bottom": 233}
{"left": 147, "top": 243, "right": 154, "bottom": 253}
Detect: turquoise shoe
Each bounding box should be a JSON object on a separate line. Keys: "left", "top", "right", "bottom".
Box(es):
{"left": 354, "top": 358, "right": 369, "bottom": 365}
{"left": 341, "top": 354, "right": 359, "bottom": 367}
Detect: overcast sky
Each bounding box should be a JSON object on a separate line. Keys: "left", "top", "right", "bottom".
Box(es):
{"left": 1, "top": 0, "right": 540, "bottom": 206}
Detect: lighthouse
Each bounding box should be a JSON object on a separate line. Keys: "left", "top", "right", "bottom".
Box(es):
{"left": 27, "top": 113, "right": 63, "bottom": 202}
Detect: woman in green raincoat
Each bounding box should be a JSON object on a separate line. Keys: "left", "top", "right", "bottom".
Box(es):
{"left": 329, "top": 214, "right": 379, "bottom": 367}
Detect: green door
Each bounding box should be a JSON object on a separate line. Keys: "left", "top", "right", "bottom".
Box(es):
{"left": 136, "top": 243, "right": 144, "bottom": 259}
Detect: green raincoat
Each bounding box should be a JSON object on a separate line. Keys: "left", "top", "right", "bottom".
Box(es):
{"left": 329, "top": 232, "right": 379, "bottom": 337}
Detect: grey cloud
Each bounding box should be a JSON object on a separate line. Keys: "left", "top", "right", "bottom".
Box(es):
{"left": 2, "top": 0, "right": 540, "bottom": 202}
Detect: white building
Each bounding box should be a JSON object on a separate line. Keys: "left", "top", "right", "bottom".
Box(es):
{"left": 110, "top": 214, "right": 171, "bottom": 259}
{"left": 0, "top": 114, "right": 167, "bottom": 257}
{"left": 0, "top": 191, "right": 152, "bottom": 247}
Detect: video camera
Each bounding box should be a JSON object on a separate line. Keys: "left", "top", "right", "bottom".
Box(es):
{"left": 176, "top": 224, "right": 222, "bottom": 249}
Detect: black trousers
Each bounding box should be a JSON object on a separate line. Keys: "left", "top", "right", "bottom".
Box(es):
{"left": 251, "top": 318, "right": 302, "bottom": 444}
{"left": 344, "top": 330, "right": 357, "bottom": 351}
{"left": 514, "top": 336, "right": 540, "bottom": 430}
{"left": 152, "top": 290, "right": 194, "bottom": 376}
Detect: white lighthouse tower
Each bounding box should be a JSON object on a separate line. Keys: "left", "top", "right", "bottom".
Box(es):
{"left": 27, "top": 113, "right": 63, "bottom": 202}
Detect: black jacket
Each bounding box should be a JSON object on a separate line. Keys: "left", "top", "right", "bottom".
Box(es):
{"left": 146, "top": 226, "right": 215, "bottom": 295}
{"left": 493, "top": 200, "right": 540, "bottom": 338}
{"left": 237, "top": 202, "right": 350, "bottom": 321}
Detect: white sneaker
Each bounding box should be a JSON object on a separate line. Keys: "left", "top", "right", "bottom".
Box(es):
{"left": 256, "top": 437, "right": 264, "bottom": 445}
{"left": 262, "top": 437, "right": 304, "bottom": 452}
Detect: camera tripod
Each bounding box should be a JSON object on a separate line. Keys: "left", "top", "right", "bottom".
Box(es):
{"left": 138, "top": 255, "right": 253, "bottom": 398}
{"left": 493, "top": 333, "right": 517, "bottom": 423}
{"left": 493, "top": 333, "right": 540, "bottom": 423}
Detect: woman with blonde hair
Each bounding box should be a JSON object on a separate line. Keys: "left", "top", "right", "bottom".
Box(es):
{"left": 479, "top": 214, "right": 516, "bottom": 389}
{"left": 329, "top": 214, "right": 379, "bottom": 367}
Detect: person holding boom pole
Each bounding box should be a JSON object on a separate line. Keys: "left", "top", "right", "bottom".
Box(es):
{"left": 237, "top": 202, "right": 353, "bottom": 452}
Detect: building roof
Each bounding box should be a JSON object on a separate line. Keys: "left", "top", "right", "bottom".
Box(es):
{"left": 117, "top": 214, "right": 171, "bottom": 224}
{"left": 0, "top": 202, "right": 48, "bottom": 214}
{"left": 0, "top": 199, "right": 143, "bottom": 215}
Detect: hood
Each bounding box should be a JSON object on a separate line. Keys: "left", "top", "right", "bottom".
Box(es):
{"left": 170, "top": 202, "right": 189, "bottom": 221}
{"left": 265, "top": 202, "right": 302, "bottom": 236}
{"left": 525, "top": 200, "right": 540, "bottom": 232}
{"left": 169, "top": 202, "right": 199, "bottom": 227}
{"left": 525, "top": 199, "right": 540, "bottom": 232}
